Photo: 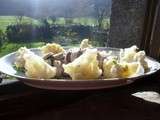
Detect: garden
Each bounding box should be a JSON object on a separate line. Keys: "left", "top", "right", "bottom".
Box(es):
{"left": 0, "top": 16, "right": 110, "bottom": 57}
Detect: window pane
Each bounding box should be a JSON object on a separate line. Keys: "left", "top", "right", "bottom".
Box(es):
{"left": 0, "top": 0, "right": 111, "bottom": 56}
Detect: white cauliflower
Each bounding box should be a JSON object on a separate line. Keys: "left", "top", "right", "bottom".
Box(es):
{"left": 134, "top": 51, "right": 149, "bottom": 70}
{"left": 103, "top": 58, "right": 145, "bottom": 78}
{"left": 41, "top": 43, "right": 64, "bottom": 54}
{"left": 120, "top": 45, "right": 149, "bottom": 71}
{"left": 63, "top": 49, "right": 102, "bottom": 80}
{"left": 80, "top": 39, "right": 92, "bottom": 49}
{"left": 15, "top": 47, "right": 33, "bottom": 68}
{"left": 24, "top": 53, "right": 57, "bottom": 79}
{"left": 15, "top": 47, "right": 57, "bottom": 79}
{"left": 103, "top": 58, "right": 117, "bottom": 78}
{"left": 123, "top": 62, "right": 145, "bottom": 77}
{"left": 120, "top": 45, "right": 138, "bottom": 63}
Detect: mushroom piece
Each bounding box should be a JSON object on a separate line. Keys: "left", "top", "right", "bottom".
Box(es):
{"left": 43, "top": 52, "right": 65, "bottom": 65}
{"left": 43, "top": 48, "right": 85, "bottom": 65}
{"left": 52, "top": 60, "right": 64, "bottom": 77}
{"left": 65, "top": 48, "right": 84, "bottom": 64}
{"left": 97, "top": 50, "right": 113, "bottom": 70}
{"left": 43, "top": 49, "right": 85, "bottom": 77}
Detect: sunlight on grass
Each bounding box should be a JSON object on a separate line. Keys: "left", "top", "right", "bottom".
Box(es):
{"left": 0, "top": 42, "right": 80, "bottom": 57}
{"left": 0, "top": 16, "right": 40, "bottom": 31}
{"left": 0, "top": 16, "right": 110, "bottom": 57}
{"left": 0, "top": 16, "right": 110, "bottom": 31}
{"left": 0, "top": 42, "right": 45, "bottom": 57}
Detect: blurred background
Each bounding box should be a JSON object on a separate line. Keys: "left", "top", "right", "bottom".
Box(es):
{"left": 0, "top": 0, "right": 111, "bottom": 57}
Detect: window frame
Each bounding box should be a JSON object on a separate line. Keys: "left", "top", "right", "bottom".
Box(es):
{"left": 140, "top": 0, "right": 160, "bottom": 60}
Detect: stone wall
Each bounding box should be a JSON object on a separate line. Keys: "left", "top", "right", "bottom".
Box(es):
{"left": 108, "top": 0, "right": 148, "bottom": 48}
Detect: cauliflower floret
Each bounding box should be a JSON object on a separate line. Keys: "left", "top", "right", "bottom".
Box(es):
{"left": 15, "top": 47, "right": 33, "bottom": 68}
{"left": 24, "top": 52, "right": 57, "bottom": 79}
{"left": 15, "top": 47, "right": 57, "bottom": 79}
{"left": 103, "top": 58, "right": 117, "bottom": 78}
{"left": 120, "top": 45, "right": 149, "bottom": 71}
{"left": 63, "top": 49, "right": 102, "bottom": 80}
{"left": 110, "top": 64, "right": 128, "bottom": 78}
{"left": 120, "top": 45, "right": 138, "bottom": 63}
{"left": 99, "top": 50, "right": 112, "bottom": 58}
{"left": 134, "top": 51, "right": 149, "bottom": 70}
{"left": 97, "top": 50, "right": 112, "bottom": 69}
{"left": 41, "top": 43, "right": 64, "bottom": 54}
{"left": 103, "top": 58, "right": 145, "bottom": 78}
{"left": 80, "top": 39, "right": 92, "bottom": 49}
{"left": 123, "top": 62, "right": 145, "bottom": 77}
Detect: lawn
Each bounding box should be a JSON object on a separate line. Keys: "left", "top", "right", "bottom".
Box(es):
{"left": 0, "top": 42, "right": 45, "bottom": 57}
{"left": 0, "top": 42, "right": 80, "bottom": 57}
{"left": 50, "top": 17, "right": 110, "bottom": 28}
{"left": 0, "top": 16, "right": 110, "bottom": 57}
{"left": 0, "top": 16, "right": 110, "bottom": 31}
{"left": 0, "top": 16, "right": 40, "bottom": 31}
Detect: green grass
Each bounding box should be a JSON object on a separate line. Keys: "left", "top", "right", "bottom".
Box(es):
{"left": 0, "top": 42, "right": 45, "bottom": 57}
{"left": 0, "top": 16, "right": 110, "bottom": 57}
{"left": 0, "top": 16, "right": 40, "bottom": 31}
{"left": 0, "top": 16, "right": 110, "bottom": 31}
{"left": 75, "top": 17, "right": 110, "bottom": 29}
{"left": 49, "top": 17, "right": 98, "bottom": 26}
{"left": 0, "top": 42, "right": 80, "bottom": 57}
{"left": 51, "top": 17, "right": 110, "bottom": 28}
{"left": 43, "top": 17, "right": 110, "bottom": 28}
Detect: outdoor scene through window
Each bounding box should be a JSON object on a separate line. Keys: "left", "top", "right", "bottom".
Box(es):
{"left": 0, "top": 0, "right": 111, "bottom": 57}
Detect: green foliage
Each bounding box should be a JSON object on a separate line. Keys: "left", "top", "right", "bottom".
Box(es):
{"left": 0, "top": 16, "right": 40, "bottom": 31}
{"left": 6, "top": 24, "right": 37, "bottom": 43}
{"left": 13, "top": 64, "right": 25, "bottom": 73}
{"left": 0, "top": 42, "right": 45, "bottom": 57}
{"left": 0, "top": 16, "right": 110, "bottom": 57}
{"left": 49, "top": 16, "right": 57, "bottom": 25}
{"left": 0, "top": 29, "right": 6, "bottom": 48}
{"left": 65, "top": 18, "right": 73, "bottom": 25}
{"left": 0, "top": 16, "right": 110, "bottom": 31}
{"left": 6, "top": 22, "right": 53, "bottom": 43}
{"left": 15, "top": 15, "right": 24, "bottom": 24}
{"left": 39, "top": 18, "right": 52, "bottom": 40}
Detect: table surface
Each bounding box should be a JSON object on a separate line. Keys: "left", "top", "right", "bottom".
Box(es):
{"left": 0, "top": 71, "right": 160, "bottom": 120}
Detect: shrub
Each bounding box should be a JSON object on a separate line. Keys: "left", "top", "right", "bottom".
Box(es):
{"left": 65, "top": 18, "right": 73, "bottom": 25}
{"left": 6, "top": 23, "right": 53, "bottom": 43}
{"left": 6, "top": 24, "right": 36, "bottom": 43}
{"left": 0, "top": 30, "right": 6, "bottom": 48}
{"left": 39, "top": 18, "right": 53, "bottom": 40}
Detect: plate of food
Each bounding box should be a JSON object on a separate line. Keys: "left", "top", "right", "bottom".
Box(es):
{"left": 0, "top": 39, "right": 160, "bottom": 90}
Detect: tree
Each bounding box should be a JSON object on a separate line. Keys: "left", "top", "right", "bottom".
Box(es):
{"left": 40, "top": 18, "right": 52, "bottom": 40}
{"left": 0, "top": 30, "right": 5, "bottom": 48}
{"left": 49, "top": 16, "right": 57, "bottom": 25}
{"left": 93, "top": 0, "right": 111, "bottom": 29}
{"left": 15, "top": 12, "right": 24, "bottom": 24}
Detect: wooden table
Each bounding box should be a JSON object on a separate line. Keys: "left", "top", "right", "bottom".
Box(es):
{"left": 0, "top": 71, "right": 160, "bottom": 120}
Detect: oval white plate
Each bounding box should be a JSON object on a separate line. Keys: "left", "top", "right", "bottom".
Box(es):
{"left": 0, "top": 47, "right": 160, "bottom": 90}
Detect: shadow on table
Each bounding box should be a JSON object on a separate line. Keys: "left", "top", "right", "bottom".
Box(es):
{"left": 0, "top": 72, "right": 160, "bottom": 120}
{"left": 25, "top": 73, "right": 160, "bottom": 120}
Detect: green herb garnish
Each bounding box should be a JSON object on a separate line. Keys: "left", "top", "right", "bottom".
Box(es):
{"left": 13, "top": 64, "right": 25, "bottom": 73}
{"left": 112, "top": 60, "right": 117, "bottom": 65}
